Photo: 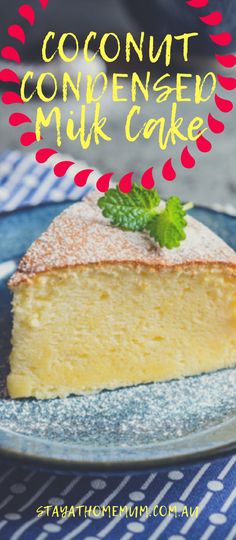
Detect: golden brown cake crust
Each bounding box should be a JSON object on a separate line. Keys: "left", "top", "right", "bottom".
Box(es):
{"left": 9, "top": 191, "right": 236, "bottom": 287}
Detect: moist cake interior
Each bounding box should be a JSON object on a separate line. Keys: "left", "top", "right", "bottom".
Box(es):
{"left": 8, "top": 263, "right": 236, "bottom": 399}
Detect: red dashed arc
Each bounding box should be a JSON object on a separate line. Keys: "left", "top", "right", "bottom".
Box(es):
{"left": 18, "top": 5, "right": 35, "bottom": 26}
{"left": 8, "top": 25, "right": 26, "bottom": 44}
{"left": 181, "top": 146, "right": 196, "bottom": 169}
{"left": 0, "top": 0, "right": 235, "bottom": 193}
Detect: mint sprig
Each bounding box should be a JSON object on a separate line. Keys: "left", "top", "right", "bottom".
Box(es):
{"left": 98, "top": 184, "right": 160, "bottom": 231}
{"left": 98, "top": 185, "right": 192, "bottom": 249}
{"left": 146, "top": 197, "right": 187, "bottom": 249}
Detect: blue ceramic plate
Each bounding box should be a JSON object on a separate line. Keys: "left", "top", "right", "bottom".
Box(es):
{"left": 0, "top": 202, "right": 236, "bottom": 471}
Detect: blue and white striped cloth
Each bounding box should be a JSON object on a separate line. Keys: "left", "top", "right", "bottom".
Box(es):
{"left": 0, "top": 456, "right": 235, "bottom": 540}
{"left": 0, "top": 151, "right": 236, "bottom": 540}
{"left": 0, "top": 150, "right": 99, "bottom": 213}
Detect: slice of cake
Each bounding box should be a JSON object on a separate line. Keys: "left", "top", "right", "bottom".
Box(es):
{"left": 7, "top": 193, "right": 236, "bottom": 399}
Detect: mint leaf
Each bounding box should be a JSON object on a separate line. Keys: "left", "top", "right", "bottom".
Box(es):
{"left": 146, "top": 197, "right": 187, "bottom": 249}
{"left": 97, "top": 186, "right": 190, "bottom": 249}
{"left": 98, "top": 184, "right": 160, "bottom": 231}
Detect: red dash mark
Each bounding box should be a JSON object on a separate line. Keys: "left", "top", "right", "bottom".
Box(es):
{"left": 200, "top": 12, "right": 222, "bottom": 26}
{"left": 2, "top": 91, "right": 23, "bottom": 104}
{"left": 215, "top": 94, "right": 233, "bottom": 113}
{"left": 96, "top": 172, "right": 114, "bottom": 192}
{"left": 119, "top": 172, "right": 133, "bottom": 193}
{"left": 208, "top": 114, "right": 224, "bottom": 134}
{"left": 38, "top": 0, "right": 48, "bottom": 8}
{"left": 209, "top": 33, "right": 232, "bottom": 46}
{"left": 186, "top": 0, "right": 209, "bottom": 7}
{"left": 54, "top": 161, "right": 75, "bottom": 177}
{"left": 162, "top": 159, "right": 176, "bottom": 181}
{"left": 74, "top": 169, "right": 94, "bottom": 187}
{"left": 20, "top": 132, "right": 40, "bottom": 146}
{"left": 36, "top": 148, "right": 58, "bottom": 163}
{"left": 1, "top": 46, "right": 21, "bottom": 63}
{"left": 181, "top": 146, "right": 196, "bottom": 169}
{"left": 9, "top": 113, "right": 32, "bottom": 126}
{"left": 8, "top": 25, "right": 26, "bottom": 44}
{"left": 141, "top": 167, "right": 155, "bottom": 189}
{"left": 196, "top": 133, "right": 212, "bottom": 152}
{"left": 215, "top": 54, "right": 236, "bottom": 68}
{"left": 18, "top": 4, "right": 35, "bottom": 25}
{"left": 0, "top": 69, "right": 20, "bottom": 84}
{"left": 217, "top": 75, "right": 236, "bottom": 91}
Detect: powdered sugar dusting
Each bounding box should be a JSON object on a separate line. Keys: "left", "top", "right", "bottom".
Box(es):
{"left": 9, "top": 192, "right": 236, "bottom": 287}
{"left": 0, "top": 369, "right": 236, "bottom": 447}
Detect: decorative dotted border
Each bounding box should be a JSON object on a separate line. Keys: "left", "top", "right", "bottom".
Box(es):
{"left": 0, "top": 0, "right": 235, "bottom": 192}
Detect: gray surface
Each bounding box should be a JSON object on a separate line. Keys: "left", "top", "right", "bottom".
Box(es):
{"left": 1, "top": 76, "right": 236, "bottom": 208}
{"left": 1, "top": 93, "right": 235, "bottom": 208}
{"left": 0, "top": 0, "right": 235, "bottom": 207}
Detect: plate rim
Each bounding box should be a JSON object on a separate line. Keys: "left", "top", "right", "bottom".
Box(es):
{"left": 0, "top": 416, "right": 236, "bottom": 472}
{"left": 0, "top": 201, "right": 236, "bottom": 471}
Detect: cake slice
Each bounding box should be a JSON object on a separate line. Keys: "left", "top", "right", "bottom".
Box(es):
{"left": 7, "top": 193, "right": 236, "bottom": 399}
